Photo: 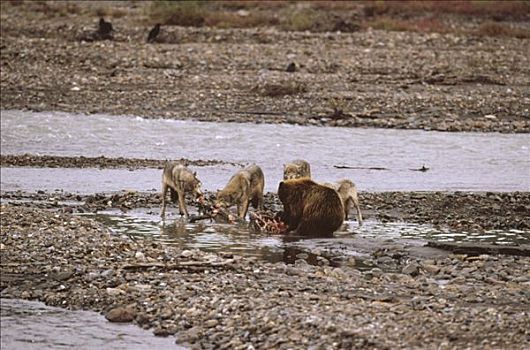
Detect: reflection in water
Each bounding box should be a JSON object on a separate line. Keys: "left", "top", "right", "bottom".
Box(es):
{"left": 82, "top": 209, "right": 530, "bottom": 268}
{"left": 0, "top": 299, "right": 182, "bottom": 350}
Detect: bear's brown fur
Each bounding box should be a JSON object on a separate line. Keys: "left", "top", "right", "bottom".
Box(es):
{"left": 278, "top": 178, "right": 344, "bottom": 236}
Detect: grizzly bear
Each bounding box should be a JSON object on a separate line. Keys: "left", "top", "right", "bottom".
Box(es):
{"left": 277, "top": 178, "right": 344, "bottom": 236}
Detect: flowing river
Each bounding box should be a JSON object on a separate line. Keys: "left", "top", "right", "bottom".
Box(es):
{"left": 2, "top": 110, "right": 529, "bottom": 193}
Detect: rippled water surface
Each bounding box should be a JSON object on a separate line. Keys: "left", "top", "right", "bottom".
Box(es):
{"left": 82, "top": 209, "right": 530, "bottom": 265}
{"left": 2, "top": 110, "right": 529, "bottom": 192}
{"left": 0, "top": 299, "right": 182, "bottom": 350}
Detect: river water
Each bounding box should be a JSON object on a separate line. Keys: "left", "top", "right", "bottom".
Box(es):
{"left": 2, "top": 110, "right": 530, "bottom": 192}
{"left": 0, "top": 299, "right": 181, "bottom": 350}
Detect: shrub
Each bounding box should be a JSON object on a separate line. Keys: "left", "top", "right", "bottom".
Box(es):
{"left": 149, "top": 1, "right": 207, "bottom": 27}
{"left": 476, "top": 21, "right": 530, "bottom": 39}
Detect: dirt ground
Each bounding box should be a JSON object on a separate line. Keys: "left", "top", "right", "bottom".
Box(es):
{"left": 1, "top": 1, "right": 529, "bottom": 132}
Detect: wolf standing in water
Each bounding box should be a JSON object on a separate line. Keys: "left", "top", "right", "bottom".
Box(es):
{"left": 283, "top": 159, "right": 311, "bottom": 180}
{"left": 161, "top": 162, "right": 203, "bottom": 220}
{"left": 322, "top": 179, "right": 363, "bottom": 226}
{"left": 215, "top": 164, "right": 265, "bottom": 220}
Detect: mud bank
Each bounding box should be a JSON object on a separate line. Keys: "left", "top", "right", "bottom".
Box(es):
{"left": 1, "top": 205, "right": 529, "bottom": 349}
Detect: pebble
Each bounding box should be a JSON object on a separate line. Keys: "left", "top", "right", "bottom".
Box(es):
{"left": 422, "top": 263, "right": 440, "bottom": 275}
{"left": 205, "top": 319, "right": 219, "bottom": 328}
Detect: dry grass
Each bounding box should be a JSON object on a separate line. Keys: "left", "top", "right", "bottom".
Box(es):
{"left": 362, "top": 1, "right": 530, "bottom": 21}
{"left": 148, "top": 1, "right": 281, "bottom": 28}
{"left": 475, "top": 21, "right": 530, "bottom": 39}
{"left": 20, "top": 1, "right": 83, "bottom": 16}
{"left": 5, "top": 1, "right": 130, "bottom": 19}
{"left": 94, "top": 6, "right": 128, "bottom": 19}
{"left": 12, "top": 1, "right": 528, "bottom": 38}
{"left": 147, "top": 1, "right": 360, "bottom": 32}
{"left": 146, "top": 1, "right": 530, "bottom": 38}
{"left": 282, "top": 9, "right": 320, "bottom": 32}
{"left": 148, "top": 1, "right": 207, "bottom": 27}
{"left": 365, "top": 16, "right": 451, "bottom": 34}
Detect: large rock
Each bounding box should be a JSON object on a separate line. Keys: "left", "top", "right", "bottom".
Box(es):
{"left": 105, "top": 306, "right": 136, "bottom": 323}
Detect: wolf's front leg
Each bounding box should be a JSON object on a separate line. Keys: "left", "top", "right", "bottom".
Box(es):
{"left": 177, "top": 191, "right": 189, "bottom": 219}
{"left": 351, "top": 196, "right": 363, "bottom": 226}
{"left": 257, "top": 193, "right": 264, "bottom": 211}
{"left": 161, "top": 183, "right": 168, "bottom": 220}
{"left": 239, "top": 200, "right": 250, "bottom": 220}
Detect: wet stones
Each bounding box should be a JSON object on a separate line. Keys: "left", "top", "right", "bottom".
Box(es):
{"left": 105, "top": 306, "right": 136, "bottom": 323}
{"left": 3, "top": 190, "right": 529, "bottom": 234}
{"left": 402, "top": 262, "right": 420, "bottom": 276}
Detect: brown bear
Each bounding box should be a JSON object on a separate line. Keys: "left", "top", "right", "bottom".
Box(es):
{"left": 277, "top": 178, "right": 344, "bottom": 237}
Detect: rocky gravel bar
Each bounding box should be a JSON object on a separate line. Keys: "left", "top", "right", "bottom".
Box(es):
{"left": 1, "top": 1, "right": 529, "bottom": 133}
{"left": 0, "top": 154, "right": 241, "bottom": 169}
{"left": 1, "top": 205, "right": 529, "bottom": 349}
{"left": 2, "top": 189, "right": 529, "bottom": 233}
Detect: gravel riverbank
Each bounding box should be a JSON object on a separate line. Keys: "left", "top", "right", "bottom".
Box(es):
{"left": 1, "top": 1, "right": 529, "bottom": 133}
{"left": 0, "top": 154, "right": 242, "bottom": 169}
{"left": 1, "top": 205, "right": 529, "bottom": 349}
{"left": 2, "top": 2, "right": 530, "bottom": 348}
